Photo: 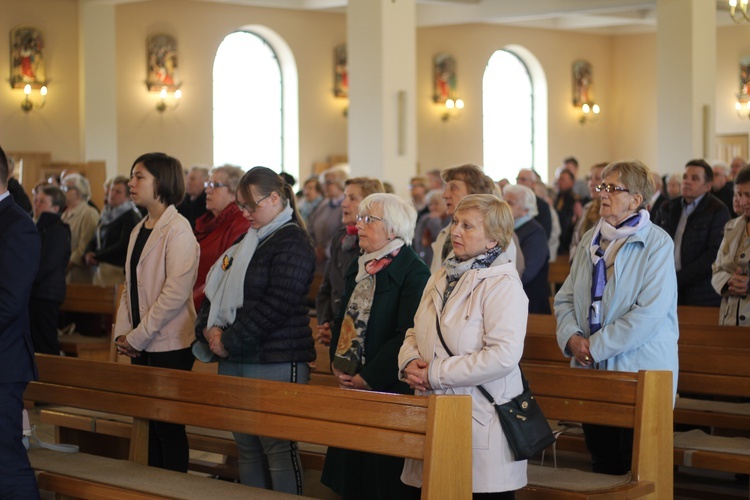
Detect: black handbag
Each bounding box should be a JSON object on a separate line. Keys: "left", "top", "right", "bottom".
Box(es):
{"left": 435, "top": 316, "right": 556, "bottom": 461}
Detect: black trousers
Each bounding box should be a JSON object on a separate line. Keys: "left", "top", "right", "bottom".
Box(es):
{"left": 0, "top": 382, "right": 40, "bottom": 499}
{"left": 582, "top": 423, "right": 633, "bottom": 475}
{"left": 29, "top": 298, "right": 61, "bottom": 355}
{"left": 131, "top": 348, "right": 194, "bottom": 472}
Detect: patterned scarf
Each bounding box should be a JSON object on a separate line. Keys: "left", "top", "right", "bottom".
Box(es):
{"left": 588, "top": 209, "right": 650, "bottom": 333}
{"left": 333, "top": 239, "right": 404, "bottom": 375}
{"left": 443, "top": 245, "right": 504, "bottom": 304}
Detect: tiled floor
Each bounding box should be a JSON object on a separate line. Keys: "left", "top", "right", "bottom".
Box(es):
{"left": 30, "top": 407, "right": 748, "bottom": 499}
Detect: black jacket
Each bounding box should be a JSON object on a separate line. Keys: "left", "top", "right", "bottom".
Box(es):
{"left": 195, "top": 222, "right": 316, "bottom": 364}
{"left": 32, "top": 212, "right": 71, "bottom": 303}
{"left": 177, "top": 192, "right": 207, "bottom": 229}
{"left": 657, "top": 193, "right": 730, "bottom": 306}
{"left": 516, "top": 218, "right": 551, "bottom": 314}
{"left": 85, "top": 208, "right": 142, "bottom": 267}
{"left": 8, "top": 178, "right": 31, "bottom": 214}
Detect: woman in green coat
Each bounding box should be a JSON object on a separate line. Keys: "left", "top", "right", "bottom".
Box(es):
{"left": 321, "top": 193, "right": 430, "bottom": 500}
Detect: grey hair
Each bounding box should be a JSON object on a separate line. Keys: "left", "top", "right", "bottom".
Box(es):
{"left": 426, "top": 189, "right": 445, "bottom": 205}
{"left": 64, "top": 173, "right": 91, "bottom": 201}
{"left": 210, "top": 164, "right": 244, "bottom": 195}
{"left": 190, "top": 165, "right": 210, "bottom": 179}
{"left": 503, "top": 184, "right": 538, "bottom": 217}
{"left": 359, "top": 193, "right": 417, "bottom": 246}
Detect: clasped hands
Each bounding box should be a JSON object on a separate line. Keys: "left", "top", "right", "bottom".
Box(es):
{"left": 205, "top": 326, "right": 229, "bottom": 358}
{"left": 727, "top": 268, "right": 749, "bottom": 297}
{"left": 403, "top": 359, "right": 432, "bottom": 391}
{"left": 567, "top": 335, "right": 594, "bottom": 367}
{"left": 114, "top": 335, "right": 140, "bottom": 358}
{"left": 331, "top": 367, "right": 367, "bottom": 390}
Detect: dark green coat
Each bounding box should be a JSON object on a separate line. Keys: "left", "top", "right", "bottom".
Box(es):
{"left": 321, "top": 245, "right": 430, "bottom": 500}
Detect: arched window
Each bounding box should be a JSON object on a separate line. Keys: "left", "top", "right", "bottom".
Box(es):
{"left": 214, "top": 30, "right": 292, "bottom": 175}
{"left": 483, "top": 46, "right": 548, "bottom": 183}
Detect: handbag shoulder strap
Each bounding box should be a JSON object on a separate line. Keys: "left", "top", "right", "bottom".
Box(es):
{"left": 433, "top": 314, "right": 529, "bottom": 407}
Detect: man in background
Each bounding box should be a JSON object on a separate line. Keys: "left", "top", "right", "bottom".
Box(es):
{"left": 177, "top": 165, "right": 209, "bottom": 228}
{"left": 712, "top": 161, "right": 736, "bottom": 217}
{"left": 657, "top": 159, "right": 729, "bottom": 306}
{"left": 0, "top": 144, "right": 41, "bottom": 498}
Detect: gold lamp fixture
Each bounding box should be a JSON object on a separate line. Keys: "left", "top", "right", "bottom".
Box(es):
{"left": 21, "top": 83, "right": 47, "bottom": 112}
{"left": 441, "top": 97, "right": 465, "bottom": 122}
{"left": 579, "top": 102, "right": 600, "bottom": 124}
{"left": 729, "top": 0, "right": 750, "bottom": 23}
{"left": 155, "top": 87, "right": 181, "bottom": 112}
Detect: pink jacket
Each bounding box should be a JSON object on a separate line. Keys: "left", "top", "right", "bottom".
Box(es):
{"left": 398, "top": 257, "right": 528, "bottom": 493}
{"left": 114, "top": 205, "right": 199, "bottom": 352}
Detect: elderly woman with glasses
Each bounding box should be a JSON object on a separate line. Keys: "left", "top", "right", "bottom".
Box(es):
{"left": 191, "top": 165, "right": 250, "bottom": 311}
{"left": 321, "top": 193, "right": 430, "bottom": 500}
{"left": 555, "top": 160, "right": 678, "bottom": 476}
{"left": 193, "top": 166, "right": 315, "bottom": 495}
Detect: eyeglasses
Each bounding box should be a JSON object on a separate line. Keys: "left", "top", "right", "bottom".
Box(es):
{"left": 595, "top": 183, "right": 630, "bottom": 194}
{"left": 204, "top": 181, "right": 228, "bottom": 190}
{"left": 356, "top": 214, "right": 385, "bottom": 225}
{"left": 236, "top": 193, "right": 271, "bottom": 213}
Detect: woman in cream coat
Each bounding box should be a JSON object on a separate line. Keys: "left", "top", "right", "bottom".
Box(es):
{"left": 712, "top": 166, "right": 750, "bottom": 325}
{"left": 113, "top": 152, "right": 199, "bottom": 473}
{"left": 399, "top": 194, "right": 527, "bottom": 498}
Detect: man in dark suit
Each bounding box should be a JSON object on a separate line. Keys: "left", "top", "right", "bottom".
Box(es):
{"left": 657, "top": 159, "right": 730, "bottom": 307}
{"left": 0, "top": 144, "right": 41, "bottom": 498}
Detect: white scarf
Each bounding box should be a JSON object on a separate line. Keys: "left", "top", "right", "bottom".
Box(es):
{"left": 588, "top": 209, "right": 651, "bottom": 267}
{"left": 204, "top": 204, "right": 294, "bottom": 329}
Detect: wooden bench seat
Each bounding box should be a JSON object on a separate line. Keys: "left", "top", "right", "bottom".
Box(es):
{"left": 523, "top": 312, "right": 750, "bottom": 493}
{"left": 40, "top": 406, "right": 327, "bottom": 478}
{"left": 518, "top": 364, "right": 673, "bottom": 499}
{"left": 25, "top": 355, "right": 471, "bottom": 499}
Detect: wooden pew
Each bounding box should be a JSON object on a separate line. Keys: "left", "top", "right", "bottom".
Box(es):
{"left": 58, "top": 284, "right": 119, "bottom": 360}
{"left": 523, "top": 313, "right": 750, "bottom": 489}
{"left": 520, "top": 364, "right": 673, "bottom": 499}
{"left": 676, "top": 305, "right": 720, "bottom": 327}
{"left": 672, "top": 331, "right": 750, "bottom": 478}
{"left": 25, "top": 355, "right": 472, "bottom": 499}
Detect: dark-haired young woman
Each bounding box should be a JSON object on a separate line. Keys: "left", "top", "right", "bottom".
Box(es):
{"left": 113, "top": 152, "right": 199, "bottom": 472}
{"left": 194, "top": 166, "right": 316, "bottom": 494}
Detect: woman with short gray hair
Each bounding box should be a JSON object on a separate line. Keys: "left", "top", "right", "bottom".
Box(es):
{"left": 504, "top": 184, "right": 550, "bottom": 314}
{"left": 322, "top": 193, "right": 430, "bottom": 499}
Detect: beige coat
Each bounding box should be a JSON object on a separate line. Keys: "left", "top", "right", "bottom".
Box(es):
{"left": 114, "top": 205, "right": 199, "bottom": 352}
{"left": 398, "top": 257, "right": 528, "bottom": 493}
{"left": 62, "top": 202, "right": 99, "bottom": 284}
{"left": 712, "top": 215, "right": 750, "bottom": 325}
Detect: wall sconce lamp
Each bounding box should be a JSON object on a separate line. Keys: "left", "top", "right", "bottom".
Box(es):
{"left": 21, "top": 84, "right": 47, "bottom": 112}
{"left": 579, "top": 102, "right": 600, "bottom": 124}
{"left": 155, "top": 87, "right": 181, "bottom": 112}
{"left": 729, "top": 0, "right": 750, "bottom": 23}
{"left": 736, "top": 98, "right": 750, "bottom": 119}
{"left": 442, "top": 98, "right": 464, "bottom": 122}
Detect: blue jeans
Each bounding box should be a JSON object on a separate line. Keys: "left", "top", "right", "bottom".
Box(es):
{"left": 218, "top": 360, "right": 310, "bottom": 494}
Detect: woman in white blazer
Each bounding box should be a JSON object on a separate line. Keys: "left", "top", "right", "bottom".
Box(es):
{"left": 399, "top": 194, "right": 528, "bottom": 499}
{"left": 113, "top": 152, "right": 199, "bottom": 473}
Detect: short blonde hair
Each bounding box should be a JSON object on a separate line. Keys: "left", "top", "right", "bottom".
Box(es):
{"left": 359, "top": 193, "right": 417, "bottom": 246}
{"left": 454, "top": 194, "right": 514, "bottom": 251}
